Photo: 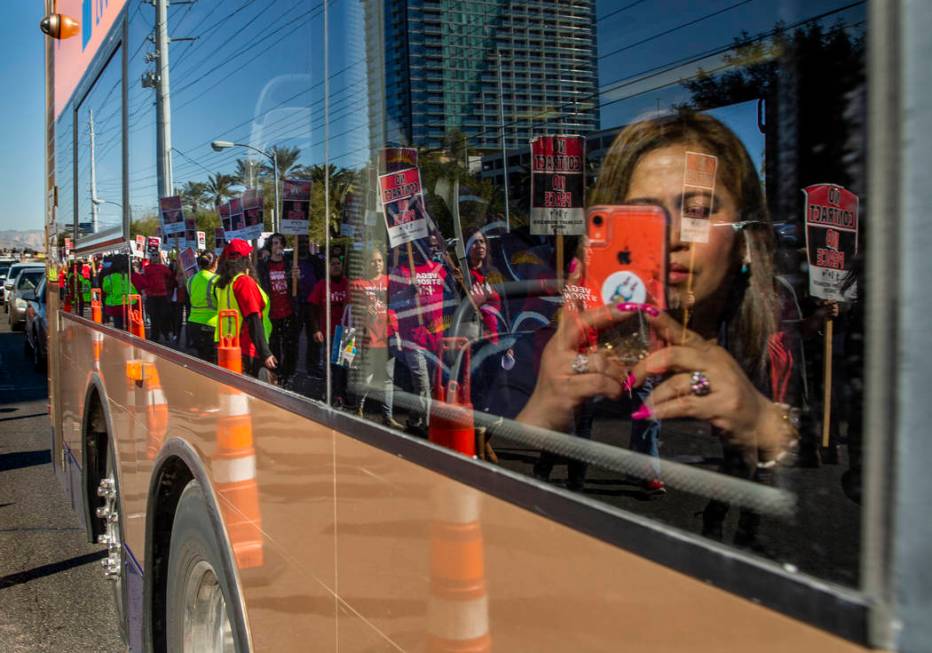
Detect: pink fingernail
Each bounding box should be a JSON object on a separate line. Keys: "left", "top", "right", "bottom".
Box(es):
{"left": 644, "top": 305, "right": 660, "bottom": 317}
{"left": 616, "top": 302, "right": 637, "bottom": 312}
{"left": 631, "top": 405, "right": 652, "bottom": 420}
{"left": 623, "top": 372, "right": 636, "bottom": 391}
{"left": 568, "top": 259, "right": 578, "bottom": 274}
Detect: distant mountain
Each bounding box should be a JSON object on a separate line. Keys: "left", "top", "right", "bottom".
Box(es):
{"left": 0, "top": 230, "right": 44, "bottom": 252}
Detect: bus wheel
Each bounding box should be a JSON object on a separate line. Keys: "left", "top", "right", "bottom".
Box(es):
{"left": 96, "top": 444, "right": 127, "bottom": 642}
{"left": 166, "top": 481, "right": 244, "bottom": 653}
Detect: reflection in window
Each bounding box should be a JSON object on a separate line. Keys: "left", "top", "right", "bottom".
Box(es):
{"left": 112, "top": 0, "right": 869, "bottom": 589}
{"left": 76, "top": 48, "right": 123, "bottom": 242}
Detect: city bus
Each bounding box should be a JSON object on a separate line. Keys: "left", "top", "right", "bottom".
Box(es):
{"left": 40, "top": 0, "right": 930, "bottom": 651}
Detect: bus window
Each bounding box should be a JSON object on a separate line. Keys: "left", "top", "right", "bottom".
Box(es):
{"left": 334, "top": 0, "right": 867, "bottom": 590}
{"left": 75, "top": 46, "right": 124, "bottom": 247}
{"left": 119, "top": 0, "right": 867, "bottom": 588}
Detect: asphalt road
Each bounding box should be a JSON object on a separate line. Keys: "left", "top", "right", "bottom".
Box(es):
{"left": 0, "top": 314, "right": 124, "bottom": 652}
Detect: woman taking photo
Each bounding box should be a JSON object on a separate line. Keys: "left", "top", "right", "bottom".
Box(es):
{"left": 516, "top": 111, "right": 800, "bottom": 543}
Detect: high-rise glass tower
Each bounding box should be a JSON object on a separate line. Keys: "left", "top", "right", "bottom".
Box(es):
{"left": 367, "top": 0, "right": 600, "bottom": 152}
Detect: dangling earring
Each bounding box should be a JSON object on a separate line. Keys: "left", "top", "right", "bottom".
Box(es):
{"left": 741, "top": 230, "right": 751, "bottom": 275}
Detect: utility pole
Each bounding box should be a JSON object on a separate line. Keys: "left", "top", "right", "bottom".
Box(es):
{"left": 496, "top": 50, "right": 510, "bottom": 231}
{"left": 154, "top": 0, "right": 173, "bottom": 197}
{"left": 89, "top": 109, "right": 99, "bottom": 233}
{"left": 142, "top": 0, "right": 195, "bottom": 198}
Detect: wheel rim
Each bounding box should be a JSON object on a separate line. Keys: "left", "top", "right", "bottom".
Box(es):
{"left": 182, "top": 560, "right": 234, "bottom": 653}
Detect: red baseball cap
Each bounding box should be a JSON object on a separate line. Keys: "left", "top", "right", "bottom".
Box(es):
{"left": 224, "top": 238, "right": 253, "bottom": 258}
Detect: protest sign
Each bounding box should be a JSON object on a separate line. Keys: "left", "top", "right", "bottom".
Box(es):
{"left": 218, "top": 202, "right": 233, "bottom": 237}
{"left": 803, "top": 183, "right": 859, "bottom": 302}
{"left": 179, "top": 247, "right": 198, "bottom": 280}
{"left": 341, "top": 191, "right": 363, "bottom": 238}
{"left": 680, "top": 152, "right": 719, "bottom": 244}
{"left": 530, "top": 135, "right": 586, "bottom": 236}
{"left": 183, "top": 218, "right": 197, "bottom": 250}
{"left": 281, "top": 179, "right": 311, "bottom": 236}
{"left": 159, "top": 196, "right": 185, "bottom": 235}
{"left": 229, "top": 197, "right": 246, "bottom": 236}
{"left": 241, "top": 190, "right": 264, "bottom": 241}
{"left": 378, "top": 167, "right": 430, "bottom": 248}
{"left": 214, "top": 227, "right": 226, "bottom": 256}
{"left": 146, "top": 236, "right": 161, "bottom": 256}
{"left": 134, "top": 235, "right": 146, "bottom": 258}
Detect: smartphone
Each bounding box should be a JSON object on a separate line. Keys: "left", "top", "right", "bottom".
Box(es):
{"left": 581, "top": 205, "right": 669, "bottom": 362}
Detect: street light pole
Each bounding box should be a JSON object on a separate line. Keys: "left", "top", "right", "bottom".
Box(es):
{"left": 210, "top": 141, "right": 280, "bottom": 231}
{"left": 89, "top": 108, "right": 99, "bottom": 233}
{"left": 153, "top": 0, "right": 174, "bottom": 197}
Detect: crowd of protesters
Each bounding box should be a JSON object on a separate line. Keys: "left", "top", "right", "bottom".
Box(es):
{"left": 61, "top": 111, "right": 863, "bottom": 543}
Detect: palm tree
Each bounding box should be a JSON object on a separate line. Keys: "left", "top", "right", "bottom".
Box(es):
{"left": 206, "top": 172, "right": 236, "bottom": 207}
{"left": 233, "top": 159, "right": 263, "bottom": 188}
{"left": 262, "top": 145, "right": 302, "bottom": 179}
{"left": 180, "top": 181, "right": 209, "bottom": 214}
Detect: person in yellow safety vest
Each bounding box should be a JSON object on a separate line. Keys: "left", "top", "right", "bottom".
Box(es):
{"left": 79, "top": 269, "right": 92, "bottom": 312}
{"left": 213, "top": 239, "right": 276, "bottom": 380}
{"left": 100, "top": 256, "right": 138, "bottom": 331}
{"left": 186, "top": 251, "right": 220, "bottom": 363}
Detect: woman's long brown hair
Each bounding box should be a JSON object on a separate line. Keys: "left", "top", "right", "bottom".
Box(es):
{"left": 590, "top": 110, "right": 779, "bottom": 378}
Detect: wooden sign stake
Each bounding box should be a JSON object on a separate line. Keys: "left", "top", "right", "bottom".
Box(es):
{"left": 822, "top": 318, "right": 834, "bottom": 448}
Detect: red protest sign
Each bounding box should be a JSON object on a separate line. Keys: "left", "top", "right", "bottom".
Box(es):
{"left": 378, "top": 167, "right": 430, "bottom": 247}
{"left": 803, "top": 183, "right": 859, "bottom": 301}
{"left": 530, "top": 135, "right": 586, "bottom": 236}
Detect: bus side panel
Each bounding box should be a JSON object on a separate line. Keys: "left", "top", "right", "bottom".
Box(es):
{"left": 56, "top": 316, "right": 871, "bottom": 651}
{"left": 331, "top": 437, "right": 871, "bottom": 652}
{"left": 149, "top": 352, "right": 341, "bottom": 653}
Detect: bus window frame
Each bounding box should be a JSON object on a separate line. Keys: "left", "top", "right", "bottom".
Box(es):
{"left": 67, "top": 10, "right": 128, "bottom": 255}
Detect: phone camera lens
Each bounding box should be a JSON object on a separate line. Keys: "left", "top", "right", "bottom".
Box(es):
{"left": 592, "top": 215, "right": 603, "bottom": 226}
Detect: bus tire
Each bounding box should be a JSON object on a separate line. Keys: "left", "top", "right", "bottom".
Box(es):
{"left": 166, "top": 480, "right": 247, "bottom": 652}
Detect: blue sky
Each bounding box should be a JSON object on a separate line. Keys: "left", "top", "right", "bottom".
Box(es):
{"left": 19, "top": 0, "right": 865, "bottom": 236}
{"left": 0, "top": 1, "right": 44, "bottom": 232}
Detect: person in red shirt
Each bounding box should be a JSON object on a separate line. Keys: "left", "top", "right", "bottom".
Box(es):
{"left": 257, "top": 233, "right": 298, "bottom": 387}
{"left": 142, "top": 251, "right": 174, "bottom": 343}
{"left": 214, "top": 239, "right": 277, "bottom": 380}
{"left": 351, "top": 249, "right": 401, "bottom": 427}
{"left": 308, "top": 254, "right": 349, "bottom": 404}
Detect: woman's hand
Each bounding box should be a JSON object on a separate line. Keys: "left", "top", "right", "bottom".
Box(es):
{"left": 516, "top": 304, "right": 635, "bottom": 433}
{"left": 628, "top": 312, "right": 773, "bottom": 450}
{"left": 264, "top": 354, "right": 278, "bottom": 370}
{"left": 469, "top": 282, "right": 490, "bottom": 307}
{"left": 313, "top": 330, "right": 325, "bottom": 344}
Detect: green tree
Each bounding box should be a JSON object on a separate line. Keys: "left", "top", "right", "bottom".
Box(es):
{"left": 262, "top": 145, "right": 302, "bottom": 179}
{"left": 233, "top": 159, "right": 262, "bottom": 187}
{"left": 206, "top": 172, "right": 236, "bottom": 207}
{"left": 180, "top": 181, "right": 209, "bottom": 215}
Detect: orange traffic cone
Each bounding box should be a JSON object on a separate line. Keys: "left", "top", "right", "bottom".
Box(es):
{"left": 92, "top": 330, "right": 104, "bottom": 372}
{"left": 217, "top": 310, "right": 243, "bottom": 373}
{"left": 428, "top": 485, "right": 491, "bottom": 653}
{"left": 429, "top": 338, "right": 476, "bottom": 457}
{"left": 213, "top": 382, "right": 263, "bottom": 568}
{"left": 90, "top": 288, "right": 103, "bottom": 324}
{"left": 125, "top": 294, "right": 145, "bottom": 339}
{"left": 143, "top": 364, "right": 168, "bottom": 460}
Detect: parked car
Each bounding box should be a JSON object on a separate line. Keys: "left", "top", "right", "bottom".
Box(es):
{"left": 23, "top": 277, "right": 48, "bottom": 369}
{"left": 8, "top": 267, "right": 44, "bottom": 330}
{"left": 0, "top": 258, "right": 16, "bottom": 305}
{"left": 3, "top": 262, "right": 41, "bottom": 313}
